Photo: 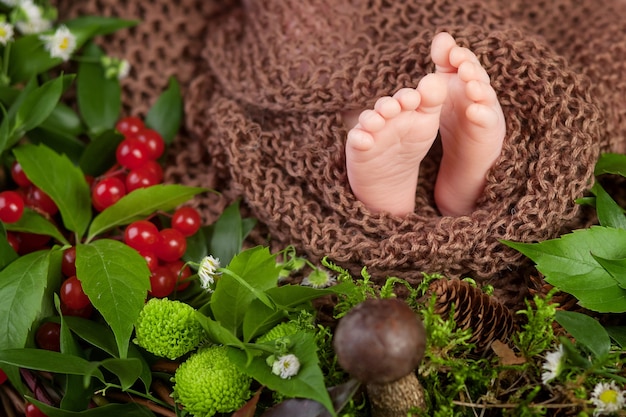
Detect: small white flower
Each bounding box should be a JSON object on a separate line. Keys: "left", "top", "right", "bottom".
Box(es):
{"left": 0, "top": 0, "right": 19, "bottom": 7}
{"left": 101, "top": 56, "right": 131, "bottom": 80}
{"left": 301, "top": 269, "right": 336, "bottom": 289}
{"left": 271, "top": 354, "right": 300, "bottom": 379}
{"left": 541, "top": 344, "right": 565, "bottom": 385}
{"left": 40, "top": 25, "right": 76, "bottom": 61}
{"left": 15, "top": 0, "right": 51, "bottom": 35}
{"left": 117, "top": 59, "right": 130, "bottom": 80}
{"left": 198, "top": 255, "right": 220, "bottom": 291}
{"left": 591, "top": 381, "right": 626, "bottom": 416}
{"left": 0, "top": 21, "right": 13, "bottom": 44}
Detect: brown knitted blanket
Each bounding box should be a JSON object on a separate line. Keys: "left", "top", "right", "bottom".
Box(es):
{"left": 54, "top": 0, "right": 625, "bottom": 304}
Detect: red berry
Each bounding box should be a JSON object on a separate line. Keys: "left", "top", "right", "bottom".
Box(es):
{"left": 124, "top": 220, "right": 159, "bottom": 251}
{"left": 92, "top": 177, "right": 126, "bottom": 211}
{"left": 61, "top": 303, "right": 93, "bottom": 319}
{"left": 6, "top": 232, "right": 19, "bottom": 252}
{"left": 134, "top": 128, "right": 165, "bottom": 160}
{"left": 139, "top": 249, "right": 159, "bottom": 272}
{"left": 0, "top": 368, "right": 7, "bottom": 384}
{"left": 10, "top": 161, "right": 32, "bottom": 187}
{"left": 16, "top": 232, "right": 50, "bottom": 254}
{"left": 25, "top": 403, "right": 48, "bottom": 417}
{"left": 0, "top": 190, "right": 24, "bottom": 223}
{"left": 60, "top": 276, "right": 90, "bottom": 310}
{"left": 149, "top": 265, "right": 176, "bottom": 298}
{"left": 171, "top": 206, "right": 202, "bottom": 237}
{"left": 154, "top": 228, "right": 187, "bottom": 262}
{"left": 35, "top": 322, "right": 61, "bottom": 352}
{"left": 125, "top": 165, "right": 159, "bottom": 192}
{"left": 116, "top": 116, "right": 144, "bottom": 137}
{"left": 61, "top": 246, "right": 77, "bottom": 277}
{"left": 116, "top": 138, "right": 151, "bottom": 170}
{"left": 24, "top": 186, "right": 58, "bottom": 216}
{"left": 139, "top": 160, "right": 164, "bottom": 183}
{"left": 166, "top": 260, "right": 192, "bottom": 291}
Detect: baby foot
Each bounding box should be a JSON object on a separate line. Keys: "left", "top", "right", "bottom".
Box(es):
{"left": 431, "top": 32, "right": 506, "bottom": 217}
{"left": 345, "top": 73, "right": 447, "bottom": 216}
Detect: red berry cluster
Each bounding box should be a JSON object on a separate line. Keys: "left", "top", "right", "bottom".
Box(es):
{"left": 91, "top": 116, "right": 166, "bottom": 211}
{"left": 124, "top": 206, "right": 201, "bottom": 298}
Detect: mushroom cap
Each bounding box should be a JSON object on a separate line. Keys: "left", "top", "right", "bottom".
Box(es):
{"left": 333, "top": 298, "right": 426, "bottom": 384}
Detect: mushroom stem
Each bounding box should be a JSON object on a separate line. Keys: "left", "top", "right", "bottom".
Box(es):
{"left": 366, "top": 372, "right": 425, "bottom": 417}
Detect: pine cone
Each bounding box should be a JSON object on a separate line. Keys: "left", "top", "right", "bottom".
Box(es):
{"left": 428, "top": 278, "right": 517, "bottom": 352}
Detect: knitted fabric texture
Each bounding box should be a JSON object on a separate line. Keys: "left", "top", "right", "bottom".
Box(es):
{"left": 55, "top": 0, "right": 619, "bottom": 302}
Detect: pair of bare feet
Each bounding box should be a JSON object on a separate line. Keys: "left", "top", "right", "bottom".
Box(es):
{"left": 344, "top": 32, "right": 506, "bottom": 217}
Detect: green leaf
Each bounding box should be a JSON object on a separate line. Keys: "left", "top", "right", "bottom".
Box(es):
{"left": 0, "top": 250, "right": 51, "bottom": 349}
{"left": 28, "top": 103, "right": 86, "bottom": 163}
{"left": 76, "top": 240, "right": 150, "bottom": 358}
{"left": 87, "top": 184, "right": 207, "bottom": 240}
{"left": 211, "top": 199, "right": 243, "bottom": 267}
{"left": 229, "top": 332, "right": 336, "bottom": 417}
{"left": 27, "top": 399, "right": 156, "bottom": 417}
{"left": 0, "top": 224, "right": 18, "bottom": 270}
{"left": 195, "top": 312, "right": 246, "bottom": 350}
{"left": 78, "top": 129, "right": 124, "bottom": 176}
{"left": 606, "top": 326, "right": 626, "bottom": 348}
{"left": 594, "top": 153, "right": 626, "bottom": 177}
{"left": 60, "top": 316, "right": 152, "bottom": 390}
{"left": 15, "top": 75, "right": 69, "bottom": 133}
{"left": 4, "top": 208, "right": 70, "bottom": 246}
{"left": 145, "top": 76, "right": 182, "bottom": 144}
{"left": 242, "top": 283, "right": 354, "bottom": 342}
{"left": 211, "top": 247, "right": 281, "bottom": 336}
{"left": 100, "top": 357, "right": 143, "bottom": 390}
{"left": 502, "top": 227, "right": 626, "bottom": 312}
{"left": 8, "top": 35, "right": 58, "bottom": 83}
{"left": 77, "top": 43, "right": 121, "bottom": 135}
{"left": 0, "top": 348, "right": 103, "bottom": 380}
{"left": 555, "top": 311, "right": 611, "bottom": 359}
{"left": 591, "top": 253, "right": 626, "bottom": 289}
{"left": 14, "top": 143, "right": 92, "bottom": 237}
{"left": 591, "top": 182, "right": 626, "bottom": 229}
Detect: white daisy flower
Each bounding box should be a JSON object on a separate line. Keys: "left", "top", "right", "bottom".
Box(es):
{"left": 40, "top": 25, "right": 76, "bottom": 61}
{"left": 0, "top": 21, "right": 13, "bottom": 44}
{"left": 591, "top": 381, "right": 626, "bottom": 416}
{"left": 301, "top": 269, "right": 336, "bottom": 289}
{"left": 15, "top": 0, "right": 51, "bottom": 35}
{"left": 271, "top": 354, "right": 300, "bottom": 379}
{"left": 198, "top": 255, "right": 220, "bottom": 291}
{"left": 541, "top": 344, "right": 565, "bottom": 385}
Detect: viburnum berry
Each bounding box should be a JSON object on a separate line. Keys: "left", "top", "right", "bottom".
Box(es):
{"left": 61, "top": 246, "right": 77, "bottom": 277}
{"left": 139, "top": 160, "right": 164, "bottom": 183}
{"left": 134, "top": 128, "right": 165, "bottom": 160}
{"left": 24, "top": 186, "right": 58, "bottom": 216}
{"left": 116, "top": 116, "right": 144, "bottom": 137}
{"left": 171, "top": 206, "right": 202, "bottom": 237}
{"left": 125, "top": 165, "right": 160, "bottom": 192}
{"left": 25, "top": 403, "right": 48, "bottom": 417}
{"left": 10, "top": 161, "right": 32, "bottom": 187}
{"left": 35, "top": 322, "right": 61, "bottom": 352}
{"left": 148, "top": 265, "right": 177, "bottom": 298}
{"left": 92, "top": 177, "right": 126, "bottom": 212}
{"left": 116, "top": 138, "right": 151, "bottom": 170}
{"left": 154, "top": 228, "right": 187, "bottom": 262}
{"left": 139, "top": 249, "right": 159, "bottom": 272}
{"left": 60, "top": 276, "right": 91, "bottom": 310}
{"left": 124, "top": 220, "right": 159, "bottom": 251}
{"left": 6, "top": 232, "right": 18, "bottom": 252}
{"left": 0, "top": 368, "right": 7, "bottom": 384}
{"left": 0, "top": 190, "right": 24, "bottom": 223}
{"left": 16, "top": 232, "right": 51, "bottom": 254}
{"left": 166, "top": 259, "right": 192, "bottom": 291}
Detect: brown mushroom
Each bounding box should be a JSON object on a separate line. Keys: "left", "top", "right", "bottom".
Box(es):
{"left": 333, "top": 298, "right": 427, "bottom": 417}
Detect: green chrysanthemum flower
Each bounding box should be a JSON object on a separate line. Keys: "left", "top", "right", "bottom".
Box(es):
{"left": 172, "top": 345, "right": 251, "bottom": 417}
{"left": 134, "top": 298, "right": 205, "bottom": 360}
